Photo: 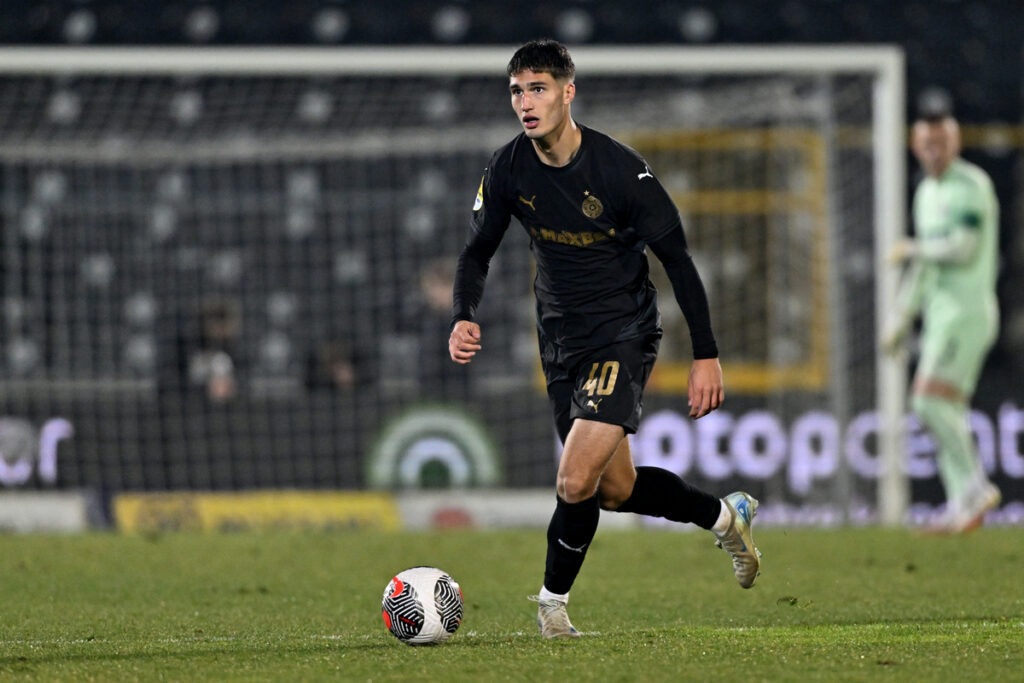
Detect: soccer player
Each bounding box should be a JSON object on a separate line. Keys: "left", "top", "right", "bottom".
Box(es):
{"left": 883, "top": 105, "right": 1001, "bottom": 533}
{"left": 449, "top": 39, "right": 761, "bottom": 639}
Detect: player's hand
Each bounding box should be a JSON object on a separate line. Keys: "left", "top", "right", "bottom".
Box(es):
{"left": 449, "top": 320, "right": 482, "bottom": 364}
{"left": 880, "top": 322, "right": 908, "bottom": 356}
{"left": 687, "top": 357, "right": 724, "bottom": 419}
{"left": 887, "top": 238, "right": 918, "bottom": 265}
{"left": 879, "top": 308, "right": 912, "bottom": 356}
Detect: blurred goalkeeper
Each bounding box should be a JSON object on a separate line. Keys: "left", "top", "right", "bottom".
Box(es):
{"left": 449, "top": 39, "right": 761, "bottom": 639}
{"left": 883, "top": 103, "right": 1001, "bottom": 532}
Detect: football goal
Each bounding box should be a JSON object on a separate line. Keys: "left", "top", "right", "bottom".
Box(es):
{"left": 0, "top": 46, "right": 906, "bottom": 524}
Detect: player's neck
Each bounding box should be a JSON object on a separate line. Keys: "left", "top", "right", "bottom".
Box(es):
{"left": 927, "top": 156, "right": 958, "bottom": 178}
{"left": 531, "top": 119, "right": 581, "bottom": 168}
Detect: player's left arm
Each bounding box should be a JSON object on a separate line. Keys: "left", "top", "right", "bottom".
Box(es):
{"left": 623, "top": 152, "right": 723, "bottom": 418}
{"left": 648, "top": 228, "right": 723, "bottom": 419}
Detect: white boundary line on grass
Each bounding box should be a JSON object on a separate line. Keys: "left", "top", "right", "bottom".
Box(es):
{"left": 0, "top": 632, "right": 553, "bottom": 647}
{"left": 3, "top": 623, "right": 1022, "bottom": 648}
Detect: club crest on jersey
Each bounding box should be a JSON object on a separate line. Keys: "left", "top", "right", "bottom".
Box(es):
{"left": 581, "top": 191, "right": 603, "bottom": 219}
{"left": 473, "top": 174, "right": 484, "bottom": 211}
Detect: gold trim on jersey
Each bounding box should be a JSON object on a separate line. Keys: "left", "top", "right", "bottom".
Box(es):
{"left": 528, "top": 226, "right": 610, "bottom": 248}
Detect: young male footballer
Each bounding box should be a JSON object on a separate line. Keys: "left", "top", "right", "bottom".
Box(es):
{"left": 449, "top": 39, "right": 761, "bottom": 638}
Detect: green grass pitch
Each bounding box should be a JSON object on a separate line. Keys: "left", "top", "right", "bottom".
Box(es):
{"left": 1, "top": 526, "right": 1022, "bottom": 680}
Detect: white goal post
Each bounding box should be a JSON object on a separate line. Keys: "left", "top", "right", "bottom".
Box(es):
{"left": 0, "top": 46, "right": 907, "bottom": 524}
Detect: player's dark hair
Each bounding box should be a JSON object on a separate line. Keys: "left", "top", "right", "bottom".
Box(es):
{"left": 915, "top": 93, "right": 955, "bottom": 123}
{"left": 507, "top": 39, "right": 575, "bottom": 81}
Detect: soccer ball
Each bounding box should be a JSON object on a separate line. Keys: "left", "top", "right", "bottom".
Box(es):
{"left": 381, "top": 566, "right": 463, "bottom": 645}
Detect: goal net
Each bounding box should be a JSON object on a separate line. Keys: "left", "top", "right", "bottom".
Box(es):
{"left": 0, "top": 47, "right": 907, "bottom": 524}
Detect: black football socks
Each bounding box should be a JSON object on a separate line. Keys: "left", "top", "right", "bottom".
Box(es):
{"left": 543, "top": 494, "right": 600, "bottom": 595}
{"left": 615, "top": 465, "right": 720, "bottom": 529}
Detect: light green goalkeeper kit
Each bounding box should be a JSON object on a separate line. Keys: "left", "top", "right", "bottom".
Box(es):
{"left": 902, "top": 157, "right": 999, "bottom": 393}
{"left": 896, "top": 157, "right": 1000, "bottom": 507}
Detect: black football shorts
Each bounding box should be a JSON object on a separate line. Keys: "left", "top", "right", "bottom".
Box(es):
{"left": 541, "top": 332, "right": 661, "bottom": 443}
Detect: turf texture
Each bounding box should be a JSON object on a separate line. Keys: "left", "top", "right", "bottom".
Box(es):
{"left": 1, "top": 526, "right": 1021, "bottom": 681}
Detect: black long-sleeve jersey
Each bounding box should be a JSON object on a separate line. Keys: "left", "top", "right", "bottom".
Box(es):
{"left": 453, "top": 124, "right": 718, "bottom": 359}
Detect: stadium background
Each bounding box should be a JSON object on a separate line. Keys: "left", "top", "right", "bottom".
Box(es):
{"left": 0, "top": 1, "right": 1022, "bottom": 530}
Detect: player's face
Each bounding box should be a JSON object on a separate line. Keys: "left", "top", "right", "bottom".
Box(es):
{"left": 509, "top": 70, "right": 574, "bottom": 140}
{"left": 912, "top": 118, "right": 961, "bottom": 177}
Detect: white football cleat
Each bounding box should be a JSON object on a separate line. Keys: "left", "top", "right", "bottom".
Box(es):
{"left": 714, "top": 492, "right": 762, "bottom": 589}
{"left": 951, "top": 481, "right": 1001, "bottom": 534}
{"left": 529, "top": 596, "right": 581, "bottom": 639}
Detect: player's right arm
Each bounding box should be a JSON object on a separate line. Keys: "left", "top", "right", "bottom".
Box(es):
{"left": 449, "top": 153, "right": 513, "bottom": 364}
{"left": 881, "top": 260, "right": 930, "bottom": 354}
{"left": 882, "top": 187, "right": 929, "bottom": 354}
{"left": 889, "top": 175, "right": 987, "bottom": 267}
{"left": 889, "top": 224, "right": 981, "bottom": 266}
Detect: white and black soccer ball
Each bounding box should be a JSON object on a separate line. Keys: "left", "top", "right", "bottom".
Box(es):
{"left": 381, "top": 567, "right": 463, "bottom": 645}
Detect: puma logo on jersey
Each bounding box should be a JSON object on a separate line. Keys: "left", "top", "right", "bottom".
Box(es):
{"left": 585, "top": 398, "right": 602, "bottom": 412}
{"left": 518, "top": 194, "right": 536, "bottom": 211}
{"left": 637, "top": 166, "right": 654, "bottom": 180}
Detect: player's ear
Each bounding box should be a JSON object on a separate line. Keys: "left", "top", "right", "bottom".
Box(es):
{"left": 563, "top": 81, "right": 575, "bottom": 105}
{"left": 909, "top": 122, "right": 926, "bottom": 159}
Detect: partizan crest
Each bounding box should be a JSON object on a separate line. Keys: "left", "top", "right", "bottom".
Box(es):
{"left": 581, "top": 191, "right": 603, "bottom": 219}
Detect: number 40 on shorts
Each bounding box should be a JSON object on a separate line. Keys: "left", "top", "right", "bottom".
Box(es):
{"left": 583, "top": 361, "right": 619, "bottom": 396}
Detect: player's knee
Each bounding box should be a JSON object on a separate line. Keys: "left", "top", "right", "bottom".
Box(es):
{"left": 597, "top": 479, "right": 632, "bottom": 510}
{"left": 912, "top": 389, "right": 955, "bottom": 419}
{"left": 597, "top": 488, "right": 627, "bottom": 511}
{"left": 557, "top": 473, "right": 598, "bottom": 503}
{"left": 910, "top": 392, "right": 929, "bottom": 417}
